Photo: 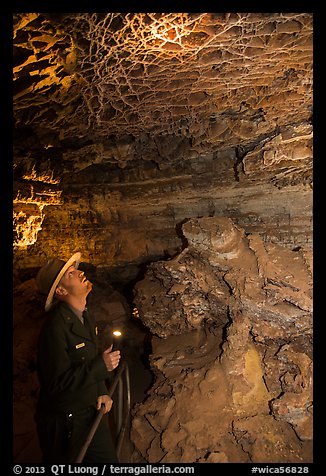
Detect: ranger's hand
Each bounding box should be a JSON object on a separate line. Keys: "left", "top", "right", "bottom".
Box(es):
{"left": 102, "top": 344, "right": 121, "bottom": 371}
{"left": 97, "top": 394, "right": 113, "bottom": 414}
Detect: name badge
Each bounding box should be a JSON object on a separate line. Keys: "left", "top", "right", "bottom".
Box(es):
{"left": 76, "top": 342, "right": 85, "bottom": 349}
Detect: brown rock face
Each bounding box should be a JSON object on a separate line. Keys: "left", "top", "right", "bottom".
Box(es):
{"left": 131, "top": 217, "right": 312, "bottom": 463}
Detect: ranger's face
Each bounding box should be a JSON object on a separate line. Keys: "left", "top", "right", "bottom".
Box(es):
{"left": 57, "top": 265, "right": 92, "bottom": 296}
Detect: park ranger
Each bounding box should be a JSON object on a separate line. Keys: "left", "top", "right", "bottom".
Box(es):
{"left": 35, "top": 252, "right": 120, "bottom": 463}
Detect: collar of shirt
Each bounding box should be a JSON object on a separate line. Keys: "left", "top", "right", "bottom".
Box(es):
{"left": 68, "top": 304, "right": 86, "bottom": 325}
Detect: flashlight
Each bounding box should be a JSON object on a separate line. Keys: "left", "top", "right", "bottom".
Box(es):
{"left": 112, "top": 328, "right": 123, "bottom": 350}
{"left": 113, "top": 330, "right": 122, "bottom": 337}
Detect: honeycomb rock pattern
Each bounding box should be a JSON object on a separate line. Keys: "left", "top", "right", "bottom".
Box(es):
{"left": 13, "top": 13, "right": 312, "bottom": 161}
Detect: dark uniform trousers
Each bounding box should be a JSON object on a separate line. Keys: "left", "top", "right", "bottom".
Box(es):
{"left": 36, "top": 406, "right": 118, "bottom": 463}
{"left": 36, "top": 302, "right": 118, "bottom": 463}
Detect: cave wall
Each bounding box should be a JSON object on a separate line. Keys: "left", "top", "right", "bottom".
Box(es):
{"left": 13, "top": 13, "right": 313, "bottom": 276}
{"left": 14, "top": 125, "right": 312, "bottom": 274}
{"left": 131, "top": 217, "right": 312, "bottom": 463}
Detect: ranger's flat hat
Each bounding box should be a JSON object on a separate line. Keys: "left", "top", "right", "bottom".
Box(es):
{"left": 36, "top": 252, "right": 81, "bottom": 311}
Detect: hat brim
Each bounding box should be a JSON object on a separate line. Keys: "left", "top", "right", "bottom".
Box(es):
{"left": 45, "top": 252, "right": 81, "bottom": 312}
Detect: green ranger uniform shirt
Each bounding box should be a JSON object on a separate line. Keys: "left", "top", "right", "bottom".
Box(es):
{"left": 37, "top": 301, "right": 111, "bottom": 414}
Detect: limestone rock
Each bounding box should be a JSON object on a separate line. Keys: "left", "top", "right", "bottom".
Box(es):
{"left": 132, "top": 217, "right": 312, "bottom": 462}
{"left": 13, "top": 13, "right": 312, "bottom": 271}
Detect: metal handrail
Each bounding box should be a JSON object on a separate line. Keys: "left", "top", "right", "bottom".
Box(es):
{"left": 114, "top": 362, "right": 131, "bottom": 457}
{"left": 75, "top": 360, "right": 131, "bottom": 463}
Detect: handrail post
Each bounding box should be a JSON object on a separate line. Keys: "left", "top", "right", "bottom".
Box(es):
{"left": 117, "top": 375, "right": 123, "bottom": 436}
{"left": 116, "top": 362, "right": 131, "bottom": 457}
{"left": 108, "top": 360, "right": 126, "bottom": 397}
{"left": 74, "top": 360, "right": 131, "bottom": 463}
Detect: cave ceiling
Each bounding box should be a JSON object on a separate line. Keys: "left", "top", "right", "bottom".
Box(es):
{"left": 13, "top": 12, "right": 313, "bottom": 180}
